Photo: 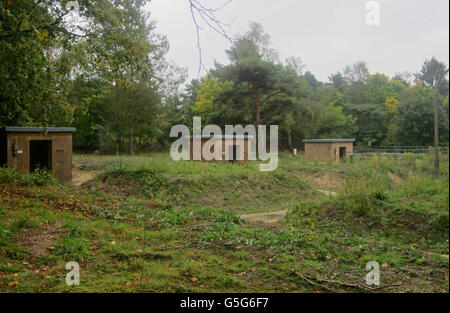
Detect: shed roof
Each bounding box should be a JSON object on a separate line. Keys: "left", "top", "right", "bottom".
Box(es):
{"left": 303, "top": 139, "right": 355, "bottom": 143}
{"left": 2, "top": 127, "right": 76, "bottom": 133}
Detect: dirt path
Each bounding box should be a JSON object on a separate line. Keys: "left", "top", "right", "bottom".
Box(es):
{"left": 72, "top": 164, "right": 98, "bottom": 187}
{"left": 317, "top": 190, "right": 337, "bottom": 196}
{"left": 239, "top": 210, "right": 288, "bottom": 226}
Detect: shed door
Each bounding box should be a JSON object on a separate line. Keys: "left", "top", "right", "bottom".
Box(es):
{"left": 228, "top": 145, "right": 239, "bottom": 162}
{"left": 29, "top": 140, "right": 52, "bottom": 172}
{"left": 339, "top": 147, "right": 347, "bottom": 160}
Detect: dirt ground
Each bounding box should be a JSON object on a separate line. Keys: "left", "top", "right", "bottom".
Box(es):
{"left": 18, "top": 221, "right": 64, "bottom": 257}
{"left": 239, "top": 210, "right": 288, "bottom": 227}
{"left": 72, "top": 163, "right": 97, "bottom": 187}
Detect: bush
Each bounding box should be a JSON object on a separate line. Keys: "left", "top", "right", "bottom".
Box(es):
{"left": 28, "top": 168, "right": 57, "bottom": 186}
{"left": 401, "top": 174, "right": 449, "bottom": 197}
{"left": 338, "top": 166, "right": 391, "bottom": 216}
{"left": 0, "top": 167, "right": 22, "bottom": 183}
{"left": 0, "top": 167, "right": 57, "bottom": 186}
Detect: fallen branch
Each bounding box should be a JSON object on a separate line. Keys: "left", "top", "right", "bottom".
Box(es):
{"left": 291, "top": 270, "right": 401, "bottom": 293}
{"left": 291, "top": 271, "right": 337, "bottom": 293}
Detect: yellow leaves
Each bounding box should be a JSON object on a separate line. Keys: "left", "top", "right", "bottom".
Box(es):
{"left": 385, "top": 97, "right": 399, "bottom": 114}
{"left": 36, "top": 29, "right": 49, "bottom": 41}
{"left": 192, "top": 75, "right": 233, "bottom": 119}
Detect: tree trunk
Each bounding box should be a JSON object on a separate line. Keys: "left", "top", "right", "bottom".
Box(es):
{"left": 129, "top": 100, "right": 134, "bottom": 155}
{"left": 433, "top": 85, "right": 439, "bottom": 178}
{"left": 251, "top": 80, "right": 261, "bottom": 125}
{"left": 129, "top": 66, "right": 135, "bottom": 155}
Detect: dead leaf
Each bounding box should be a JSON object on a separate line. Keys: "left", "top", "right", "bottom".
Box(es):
{"left": 190, "top": 277, "right": 198, "bottom": 282}
{"left": 8, "top": 281, "right": 18, "bottom": 287}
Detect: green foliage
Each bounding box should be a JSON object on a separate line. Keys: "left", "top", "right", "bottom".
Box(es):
{"left": 338, "top": 166, "right": 391, "bottom": 216}
{"left": 53, "top": 237, "right": 89, "bottom": 261}
{"left": 10, "top": 215, "right": 42, "bottom": 232}
{"left": 391, "top": 83, "right": 449, "bottom": 146}
{"left": 0, "top": 167, "right": 57, "bottom": 186}
{"left": 2, "top": 2, "right": 448, "bottom": 151}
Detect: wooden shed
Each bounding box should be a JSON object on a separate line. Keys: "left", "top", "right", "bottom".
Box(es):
{"left": 1, "top": 127, "right": 76, "bottom": 183}
{"left": 303, "top": 139, "right": 355, "bottom": 162}
{"left": 188, "top": 135, "right": 254, "bottom": 163}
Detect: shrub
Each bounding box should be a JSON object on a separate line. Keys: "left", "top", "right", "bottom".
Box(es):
{"left": 0, "top": 167, "right": 57, "bottom": 186}
{"left": 338, "top": 167, "right": 391, "bottom": 216}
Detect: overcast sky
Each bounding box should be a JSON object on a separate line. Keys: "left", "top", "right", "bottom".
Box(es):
{"left": 145, "top": 0, "right": 449, "bottom": 82}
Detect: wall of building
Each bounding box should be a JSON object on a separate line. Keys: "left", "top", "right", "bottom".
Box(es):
{"left": 304, "top": 143, "right": 332, "bottom": 161}
{"left": 189, "top": 138, "right": 251, "bottom": 162}
{"left": 0, "top": 131, "right": 6, "bottom": 166}
{"left": 330, "top": 142, "right": 354, "bottom": 161}
{"left": 305, "top": 142, "right": 354, "bottom": 162}
{"left": 6, "top": 132, "right": 73, "bottom": 183}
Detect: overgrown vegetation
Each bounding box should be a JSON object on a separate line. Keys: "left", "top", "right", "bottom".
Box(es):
{"left": 0, "top": 153, "right": 448, "bottom": 293}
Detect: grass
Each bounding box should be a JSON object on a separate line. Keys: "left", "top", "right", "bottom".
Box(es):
{"left": 0, "top": 152, "right": 448, "bottom": 293}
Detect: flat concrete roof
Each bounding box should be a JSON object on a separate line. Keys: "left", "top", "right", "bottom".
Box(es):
{"left": 2, "top": 127, "right": 76, "bottom": 133}
{"left": 303, "top": 139, "right": 355, "bottom": 143}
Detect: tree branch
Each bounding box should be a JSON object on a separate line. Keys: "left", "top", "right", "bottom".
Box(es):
{"left": 188, "top": 0, "right": 234, "bottom": 78}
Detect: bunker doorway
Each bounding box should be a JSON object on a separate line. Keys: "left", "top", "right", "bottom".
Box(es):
{"left": 339, "top": 147, "right": 347, "bottom": 160}
{"left": 30, "top": 140, "right": 52, "bottom": 172}
{"left": 228, "top": 145, "right": 240, "bottom": 163}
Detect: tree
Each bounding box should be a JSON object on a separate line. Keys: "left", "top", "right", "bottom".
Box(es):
{"left": 392, "top": 82, "right": 449, "bottom": 147}
{"left": 304, "top": 71, "right": 322, "bottom": 90}
{"left": 415, "top": 57, "right": 449, "bottom": 177}
{"left": 343, "top": 61, "right": 370, "bottom": 84}
{"left": 225, "top": 33, "right": 275, "bottom": 125}
{"left": 329, "top": 72, "right": 347, "bottom": 92}
{"left": 285, "top": 56, "right": 305, "bottom": 76}
{"left": 86, "top": 0, "right": 165, "bottom": 154}
{"left": 192, "top": 75, "right": 232, "bottom": 123}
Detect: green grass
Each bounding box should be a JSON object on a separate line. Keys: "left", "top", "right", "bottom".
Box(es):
{"left": 0, "top": 152, "right": 448, "bottom": 293}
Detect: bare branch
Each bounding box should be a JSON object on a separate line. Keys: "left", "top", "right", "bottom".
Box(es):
{"left": 188, "top": 0, "right": 234, "bottom": 78}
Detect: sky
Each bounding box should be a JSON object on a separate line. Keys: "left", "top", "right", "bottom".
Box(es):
{"left": 145, "top": 0, "right": 449, "bottom": 82}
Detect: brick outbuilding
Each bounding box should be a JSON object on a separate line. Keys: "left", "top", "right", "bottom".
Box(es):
{"left": 1, "top": 127, "right": 76, "bottom": 183}
{"left": 303, "top": 139, "right": 355, "bottom": 162}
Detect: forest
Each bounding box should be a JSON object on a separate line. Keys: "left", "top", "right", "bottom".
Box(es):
{"left": 1, "top": 0, "right": 449, "bottom": 155}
